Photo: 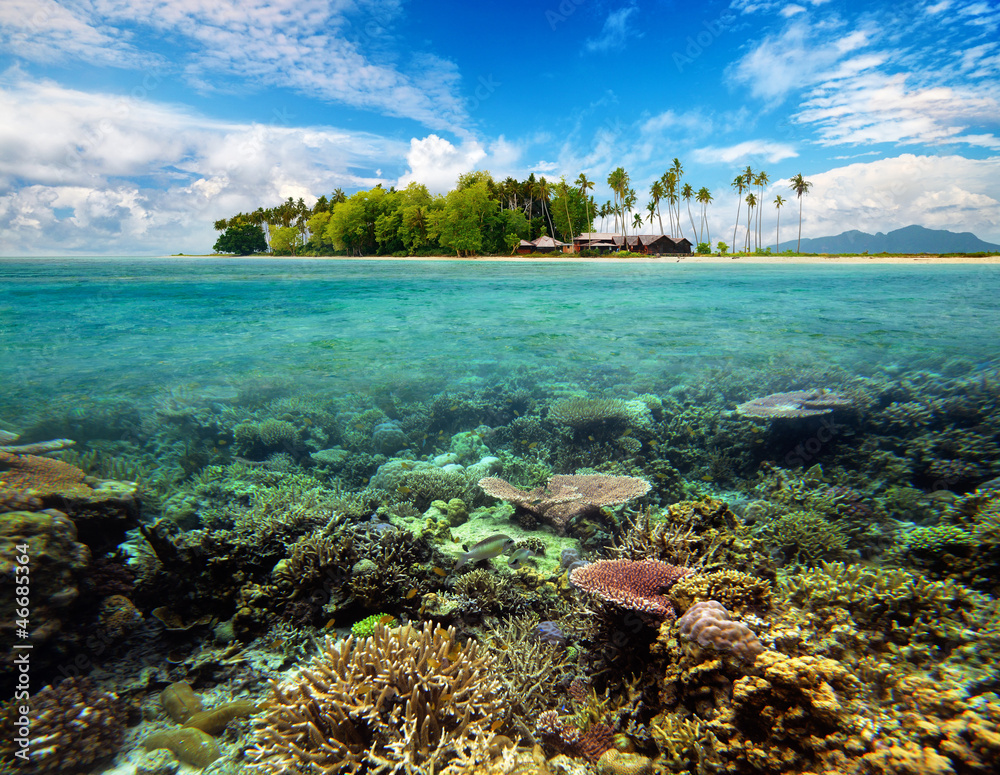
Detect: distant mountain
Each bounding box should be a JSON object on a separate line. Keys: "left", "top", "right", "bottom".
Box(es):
{"left": 769, "top": 225, "right": 1000, "bottom": 254}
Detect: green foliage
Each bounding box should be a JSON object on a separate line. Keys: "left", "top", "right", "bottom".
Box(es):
{"left": 213, "top": 223, "right": 267, "bottom": 254}
{"left": 429, "top": 181, "right": 498, "bottom": 256}
{"left": 550, "top": 179, "right": 593, "bottom": 242}
{"left": 717, "top": 241, "right": 729, "bottom": 255}
{"left": 696, "top": 242, "right": 712, "bottom": 254}
{"left": 269, "top": 225, "right": 304, "bottom": 255}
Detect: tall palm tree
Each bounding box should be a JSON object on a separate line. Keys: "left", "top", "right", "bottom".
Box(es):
{"left": 773, "top": 194, "right": 786, "bottom": 253}
{"left": 788, "top": 173, "right": 813, "bottom": 252}
{"left": 632, "top": 212, "right": 644, "bottom": 236}
{"left": 671, "top": 157, "right": 684, "bottom": 232}
{"left": 533, "top": 176, "right": 556, "bottom": 238}
{"left": 731, "top": 175, "right": 745, "bottom": 254}
{"left": 754, "top": 170, "right": 769, "bottom": 252}
{"left": 622, "top": 187, "right": 636, "bottom": 240}
{"left": 696, "top": 186, "right": 713, "bottom": 245}
{"left": 645, "top": 200, "right": 657, "bottom": 234}
{"left": 607, "top": 167, "right": 627, "bottom": 233}
{"left": 682, "top": 183, "right": 697, "bottom": 241}
{"left": 650, "top": 180, "right": 665, "bottom": 234}
{"left": 576, "top": 172, "right": 594, "bottom": 247}
{"left": 744, "top": 192, "right": 757, "bottom": 252}
{"left": 660, "top": 170, "right": 678, "bottom": 236}
{"left": 557, "top": 178, "right": 575, "bottom": 243}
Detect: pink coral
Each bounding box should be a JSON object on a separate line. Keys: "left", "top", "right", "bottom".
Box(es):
{"left": 735, "top": 389, "right": 851, "bottom": 419}
{"left": 478, "top": 474, "right": 651, "bottom": 533}
{"left": 569, "top": 558, "right": 693, "bottom": 618}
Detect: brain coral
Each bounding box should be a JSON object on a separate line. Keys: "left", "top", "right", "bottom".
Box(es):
{"left": 676, "top": 600, "right": 764, "bottom": 661}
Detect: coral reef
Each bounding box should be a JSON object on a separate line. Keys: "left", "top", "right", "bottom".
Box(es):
{"left": 676, "top": 600, "right": 764, "bottom": 661}
{"left": 247, "top": 622, "right": 504, "bottom": 773}
{"left": 570, "top": 558, "right": 693, "bottom": 618}
{"left": 0, "top": 677, "right": 128, "bottom": 773}
{"left": 736, "top": 389, "right": 852, "bottom": 418}
{"left": 480, "top": 474, "right": 651, "bottom": 533}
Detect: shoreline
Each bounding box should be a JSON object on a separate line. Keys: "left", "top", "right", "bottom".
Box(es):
{"left": 180, "top": 253, "right": 1000, "bottom": 264}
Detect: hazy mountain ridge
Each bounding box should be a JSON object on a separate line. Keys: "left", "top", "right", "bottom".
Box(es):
{"left": 770, "top": 225, "right": 1000, "bottom": 254}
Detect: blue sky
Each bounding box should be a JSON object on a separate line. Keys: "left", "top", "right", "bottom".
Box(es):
{"left": 1, "top": 0, "right": 999, "bottom": 254}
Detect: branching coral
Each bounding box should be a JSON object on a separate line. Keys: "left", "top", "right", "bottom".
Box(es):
{"left": 247, "top": 622, "right": 505, "bottom": 774}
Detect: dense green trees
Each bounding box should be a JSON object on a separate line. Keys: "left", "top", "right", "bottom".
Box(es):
{"left": 213, "top": 223, "right": 267, "bottom": 254}
{"left": 213, "top": 171, "right": 584, "bottom": 256}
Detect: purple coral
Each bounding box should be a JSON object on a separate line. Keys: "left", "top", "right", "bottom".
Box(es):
{"left": 677, "top": 600, "right": 763, "bottom": 662}
{"left": 533, "top": 621, "right": 569, "bottom": 647}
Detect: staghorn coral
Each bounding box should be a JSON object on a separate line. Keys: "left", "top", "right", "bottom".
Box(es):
{"left": 735, "top": 389, "right": 852, "bottom": 419}
{"left": 247, "top": 622, "right": 504, "bottom": 774}
{"left": 669, "top": 569, "right": 772, "bottom": 615}
{"left": 480, "top": 474, "right": 651, "bottom": 534}
{"left": 676, "top": 601, "right": 763, "bottom": 662}
{"left": 0, "top": 677, "right": 127, "bottom": 773}
{"left": 570, "top": 558, "right": 693, "bottom": 619}
{"left": 753, "top": 509, "right": 851, "bottom": 564}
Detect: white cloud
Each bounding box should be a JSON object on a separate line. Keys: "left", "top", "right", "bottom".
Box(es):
{"left": 774, "top": 154, "right": 1000, "bottom": 243}
{"left": 396, "top": 135, "right": 487, "bottom": 193}
{"left": 0, "top": 74, "right": 408, "bottom": 255}
{"left": 781, "top": 4, "right": 807, "bottom": 17}
{"left": 795, "top": 71, "right": 1000, "bottom": 147}
{"left": 692, "top": 140, "right": 798, "bottom": 164}
{"left": 728, "top": 18, "right": 877, "bottom": 102}
{"left": 585, "top": 3, "right": 641, "bottom": 53}
{"left": 0, "top": 0, "right": 468, "bottom": 133}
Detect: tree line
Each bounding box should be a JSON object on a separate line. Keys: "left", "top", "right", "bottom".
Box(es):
{"left": 211, "top": 164, "right": 811, "bottom": 256}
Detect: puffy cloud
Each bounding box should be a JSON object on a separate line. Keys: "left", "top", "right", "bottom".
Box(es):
{"left": 774, "top": 154, "right": 1000, "bottom": 243}
{"left": 0, "top": 74, "right": 408, "bottom": 255}
{"left": 396, "top": 135, "right": 487, "bottom": 193}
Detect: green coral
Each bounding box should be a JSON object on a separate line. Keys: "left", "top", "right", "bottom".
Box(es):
{"left": 351, "top": 613, "right": 397, "bottom": 637}
{"left": 753, "top": 509, "right": 850, "bottom": 563}
{"left": 904, "top": 524, "right": 975, "bottom": 554}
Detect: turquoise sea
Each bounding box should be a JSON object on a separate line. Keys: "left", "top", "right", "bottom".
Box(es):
{"left": 2, "top": 258, "right": 998, "bottom": 403}
{"left": 2, "top": 257, "right": 1000, "bottom": 774}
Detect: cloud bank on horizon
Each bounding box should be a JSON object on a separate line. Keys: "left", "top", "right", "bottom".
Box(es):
{"left": 1, "top": 0, "right": 998, "bottom": 254}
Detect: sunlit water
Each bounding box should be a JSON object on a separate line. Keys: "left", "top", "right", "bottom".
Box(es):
{"left": 1, "top": 258, "right": 998, "bottom": 409}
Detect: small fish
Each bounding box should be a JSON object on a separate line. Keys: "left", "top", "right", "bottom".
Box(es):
{"left": 397, "top": 486, "right": 412, "bottom": 496}
{"left": 507, "top": 546, "right": 536, "bottom": 569}
{"left": 454, "top": 534, "right": 515, "bottom": 570}
{"left": 700, "top": 475, "right": 713, "bottom": 481}
{"left": 528, "top": 441, "right": 538, "bottom": 449}
{"left": 406, "top": 587, "right": 418, "bottom": 599}
{"left": 648, "top": 440, "right": 659, "bottom": 447}
{"left": 656, "top": 473, "right": 668, "bottom": 479}
{"left": 513, "top": 410, "right": 520, "bottom": 417}
{"left": 431, "top": 566, "right": 448, "bottom": 577}
{"left": 588, "top": 435, "right": 595, "bottom": 441}
{"left": 400, "top": 462, "right": 413, "bottom": 470}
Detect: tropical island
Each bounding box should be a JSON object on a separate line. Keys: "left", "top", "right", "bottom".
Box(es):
{"left": 210, "top": 163, "right": 1000, "bottom": 261}
{"left": 211, "top": 163, "right": 814, "bottom": 258}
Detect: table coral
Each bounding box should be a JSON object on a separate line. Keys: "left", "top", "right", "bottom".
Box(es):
{"left": 570, "top": 558, "right": 692, "bottom": 618}
{"left": 479, "top": 474, "right": 651, "bottom": 533}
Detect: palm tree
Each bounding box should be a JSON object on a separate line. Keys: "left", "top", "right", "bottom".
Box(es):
{"left": 622, "top": 187, "right": 637, "bottom": 240}
{"left": 744, "top": 192, "right": 757, "bottom": 252}
{"left": 696, "top": 186, "right": 713, "bottom": 245}
{"left": 533, "top": 176, "right": 556, "bottom": 238}
{"left": 576, "top": 172, "right": 594, "bottom": 247}
{"left": 773, "top": 194, "right": 786, "bottom": 253}
{"left": 632, "top": 212, "right": 644, "bottom": 237}
{"left": 731, "top": 175, "right": 745, "bottom": 254}
{"left": 557, "top": 178, "right": 575, "bottom": 243}
{"left": 671, "top": 157, "right": 684, "bottom": 232}
{"left": 660, "top": 170, "right": 678, "bottom": 236}
{"left": 788, "top": 173, "right": 813, "bottom": 252}
{"left": 754, "top": 170, "right": 769, "bottom": 251}
{"left": 607, "top": 167, "right": 627, "bottom": 233}
{"left": 681, "top": 183, "right": 697, "bottom": 241}
{"left": 645, "top": 200, "right": 657, "bottom": 234}
{"left": 650, "top": 180, "right": 665, "bottom": 234}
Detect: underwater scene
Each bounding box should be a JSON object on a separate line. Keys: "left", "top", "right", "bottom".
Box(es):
{"left": 2, "top": 257, "right": 1000, "bottom": 775}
